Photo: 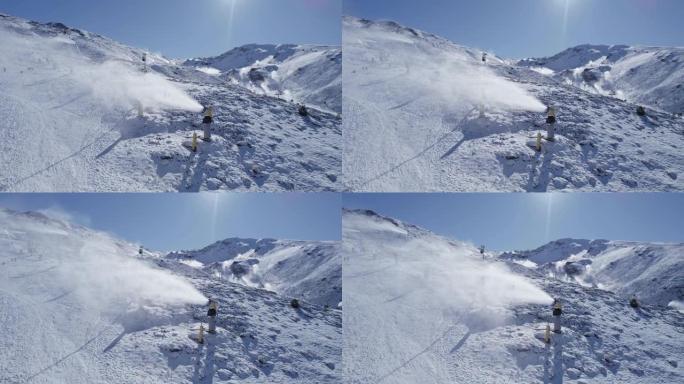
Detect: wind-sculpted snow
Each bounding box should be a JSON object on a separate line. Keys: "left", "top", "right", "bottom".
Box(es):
{"left": 0, "top": 208, "right": 341, "bottom": 383}
{"left": 343, "top": 209, "right": 552, "bottom": 383}
{"left": 343, "top": 209, "right": 683, "bottom": 384}
{"left": 343, "top": 17, "right": 684, "bottom": 192}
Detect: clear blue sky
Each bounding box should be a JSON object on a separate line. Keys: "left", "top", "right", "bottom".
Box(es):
{"left": 0, "top": 0, "right": 341, "bottom": 58}
{"left": 0, "top": 193, "right": 341, "bottom": 251}
{"left": 344, "top": 0, "right": 684, "bottom": 58}
{"left": 343, "top": 193, "right": 684, "bottom": 251}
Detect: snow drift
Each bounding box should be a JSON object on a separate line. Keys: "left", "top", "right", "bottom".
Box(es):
{"left": 344, "top": 17, "right": 544, "bottom": 115}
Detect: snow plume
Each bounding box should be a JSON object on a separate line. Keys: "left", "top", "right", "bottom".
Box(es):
{"left": 344, "top": 211, "right": 552, "bottom": 329}
{"left": 0, "top": 209, "right": 206, "bottom": 315}
{"left": 0, "top": 24, "right": 202, "bottom": 115}
{"left": 386, "top": 236, "right": 551, "bottom": 328}
{"left": 406, "top": 51, "right": 546, "bottom": 113}
{"left": 61, "top": 235, "right": 208, "bottom": 311}
{"left": 77, "top": 61, "right": 203, "bottom": 113}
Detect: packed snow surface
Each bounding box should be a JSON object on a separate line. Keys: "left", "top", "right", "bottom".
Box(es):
{"left": 343, "top": 17, "right": 684, "bottom": 192}
{"left": 343, "top": 209, "right": 683, "bottom": 383}
{"left": 0, "top": 14, "right": 341, "bottom": 192}
{"left": 0, "top": 208, "right": 341, "bottom": 383}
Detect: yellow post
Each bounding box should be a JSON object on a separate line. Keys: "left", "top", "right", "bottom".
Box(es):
{"left": 192, "top": 133, "right": 198, "bottom": 153}
{"left": 198, "top": 324, "right": 205, "bottom": 344}
{"left": 544, "top": 324, "right": 551, "bottom": 344}
{"left": 536, "top": 132, "right": 542, "bottom": 152}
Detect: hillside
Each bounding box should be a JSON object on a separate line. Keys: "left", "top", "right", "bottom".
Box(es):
{"left": 500, "top": 238, "right": 684, "bottom": 308}
{"left": 167, "top": 238, "right": 342, "bottom": 308}
{"left": 342, "top": 209, "right": 683, "bottom": 384}
{"left": 0, "top": 13, "right": 341, "bottom": 192}
{"left": 185, "top": 44, "right": 342, "bottom": 113}
{"left": 0, "top": 208, "right": 341, "bottom": 383}
{"left": 343, "top": 17, "right": 684, "bottom": 192}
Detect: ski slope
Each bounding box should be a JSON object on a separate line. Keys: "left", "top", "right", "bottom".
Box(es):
{"left": 343, "top": 17, "right": 684, "bottom": 192}
{"left": 0, "top": 14, "right": 341, "bottom": 192}
{"left": 0, "top": 208, "right": 341, "bottom": 383}
{"left": 342, "top": 209, "right": 684, "bottom": 384}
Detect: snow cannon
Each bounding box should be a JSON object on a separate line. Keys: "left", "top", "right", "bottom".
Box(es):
{"left": 207, "top": 300, "right": 218, "bottom": 334}
{"left": 552, "top": 299, "right": 562, "bottom": 334}
{"left": 290, "top": 298, "right": 301, "bottom": 309}
{"left": 546, "top": 106, "right": 557, "bottom": 141}
{"left": 202, "top": 106, "right": 213, "bottom": 142}
{"left": 298, "top": 105, "right": 309, "bottom": 117}
{"left": 636, "top": 106, "right": 646, "bottom": 116}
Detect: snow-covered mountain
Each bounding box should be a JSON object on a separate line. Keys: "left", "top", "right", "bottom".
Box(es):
{"left": 343, "top": 16, "right": 684, "bottom": 192}
{"left": 500, "top": 238, "right": 684, "bottom": 308}
{"left": 185, "top": 44, "right": 342, "bottom": 113}
{"left": 519, "top": 44, "right": 684, "bottom": 114}
{"left": 0, "top": 13, "right": 341, "bottom": 192}
{"left": 0, "top": 208, "right": 341, "bottom": 383}
{"left": 167, "top": 238, "right": 341, "bottom": 308}
{"left": 343, "top": 209, "right": 683, "bottom": 383}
